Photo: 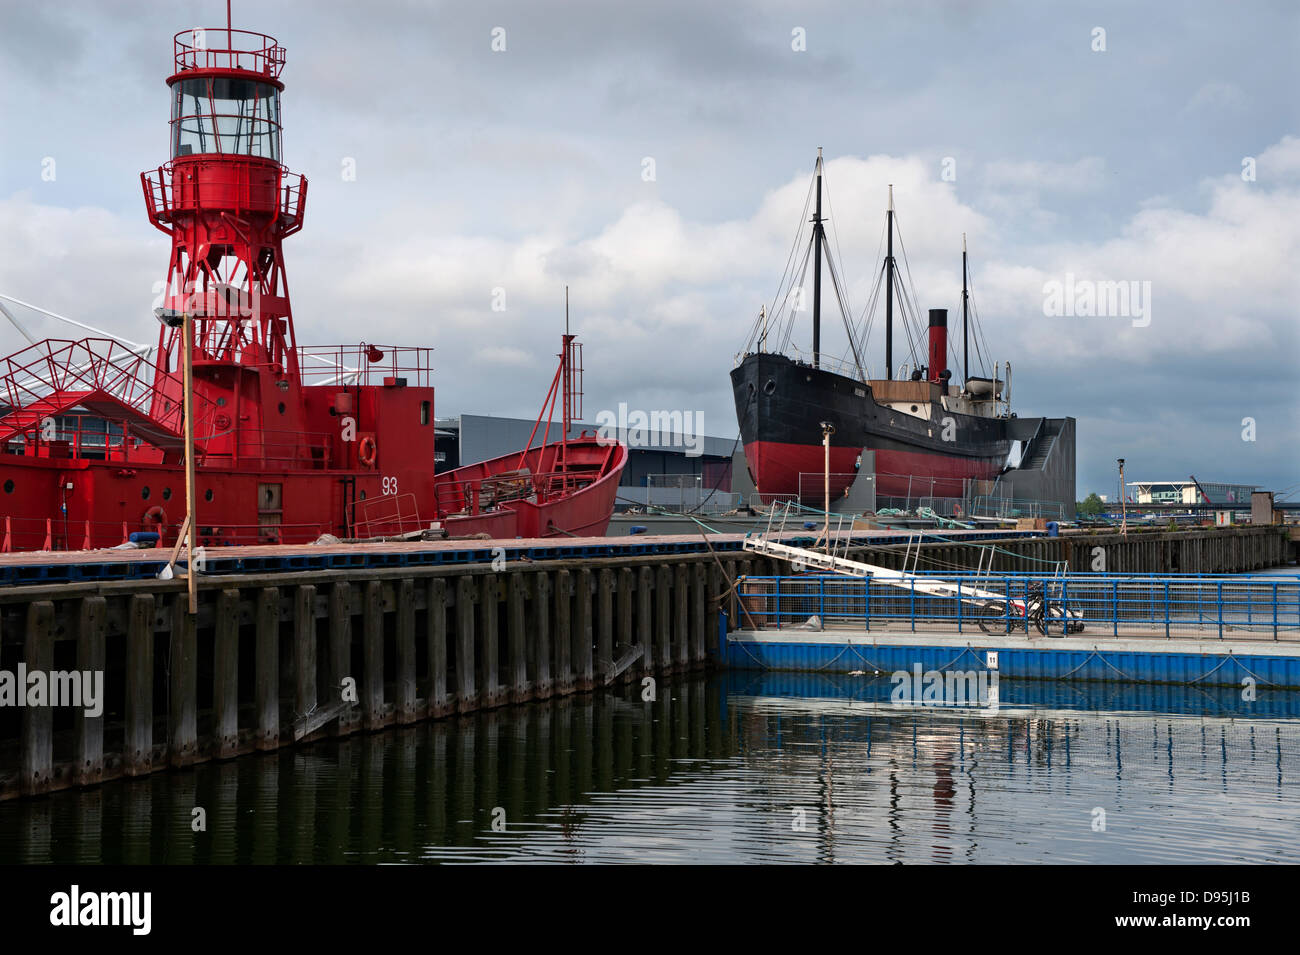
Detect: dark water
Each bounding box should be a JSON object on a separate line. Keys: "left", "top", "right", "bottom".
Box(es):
{"left": 2, "top": 673, "right": 1297, "bottom": 864}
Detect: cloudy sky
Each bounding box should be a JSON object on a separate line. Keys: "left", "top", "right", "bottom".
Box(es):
{"left": 1, "top": 0, "right": 1296, "bottom": 498}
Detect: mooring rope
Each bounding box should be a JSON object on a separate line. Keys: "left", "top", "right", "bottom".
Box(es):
{"left": 845, "top": 644, "right": 891, "bottom": 673}
{"left": 1185, "top": 651, "right": 1278, "bottom": 687}
{"left": 1054, "top": 649, "right": 1138, "bottom": 682}
{"left": 933, "top": 644, "right": 993, "bottom": 672}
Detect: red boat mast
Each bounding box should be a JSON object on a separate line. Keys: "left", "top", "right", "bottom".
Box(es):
{"left": 520, "top": 288, "right": 583, "bottom": 476}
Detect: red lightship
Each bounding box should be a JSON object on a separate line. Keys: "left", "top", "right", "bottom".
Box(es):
{"left": 0, "top": 18, "right": 625, "bottom": 552}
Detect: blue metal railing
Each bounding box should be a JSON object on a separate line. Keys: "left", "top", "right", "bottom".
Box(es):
{"left": 735, "top": 573, "right": 1300, "bottom": 641}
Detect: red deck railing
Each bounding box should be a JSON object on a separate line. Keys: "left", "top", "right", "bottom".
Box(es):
{"left": 142, "top": 163, "right": 306, "bottom": 234}
{"left": 298, "top": 344, "right": 434, "bottom": 388}
{"left": 349, "top": 493, "right": 424, "bottom": 539}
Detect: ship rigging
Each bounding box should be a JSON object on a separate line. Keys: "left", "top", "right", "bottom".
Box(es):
{"left": 740, "top": 149, "right": 1000, "bottom": 391}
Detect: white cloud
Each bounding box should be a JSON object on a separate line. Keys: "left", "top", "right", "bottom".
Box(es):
{"left": 982, "top": 157, "right": 1106, "bottom": 192}
{"left": 1259, "top": 134, "right": 1300, "bottom": 182}
{"left": 3, "top": 142, "right": 1294, "bottom": 371}
{"left": 1182, "top": 81, "right": 1248, "bottom": 114}
{"left": 474, "top": 345, "right": 534, "bottom": 366}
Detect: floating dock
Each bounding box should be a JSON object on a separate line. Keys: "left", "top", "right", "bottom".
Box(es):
{"left": 724, "top": 572, "right": 1300, "bottom": 689}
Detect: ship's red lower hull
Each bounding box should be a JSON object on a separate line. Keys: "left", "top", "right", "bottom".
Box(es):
{"left": 744, "top": 439, "right": 1000, "bottom": 502}
{"left": 743, "top": 440, "right": 863, "bottom": 502}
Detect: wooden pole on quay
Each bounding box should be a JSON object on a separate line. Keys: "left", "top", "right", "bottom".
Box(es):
{"left": 183, "top": 310, "right": 198, "bottom": 613}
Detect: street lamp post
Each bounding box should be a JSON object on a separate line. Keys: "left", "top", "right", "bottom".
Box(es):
{"left": 820, "top": 421, "right": 835, "bottom": 550}
{"left": 1117, "top": 457, "right": 1127, "bottom": 537}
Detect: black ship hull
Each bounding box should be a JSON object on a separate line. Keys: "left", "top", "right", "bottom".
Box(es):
{"left": 731, "top": 352, "right": 1012, "bottom": 500}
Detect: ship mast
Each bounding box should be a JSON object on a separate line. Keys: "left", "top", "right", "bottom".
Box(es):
{"left": 961, "top": 233, "right": 969, "bottom": 385}
{"left": 561, "top": 285, "right": 573, "bottom": 469}
{"left": 885, "top": 185, "right": 895, "bottom": 380}
{"left": 811, "top": 147, "right": 824, "bottom": 369}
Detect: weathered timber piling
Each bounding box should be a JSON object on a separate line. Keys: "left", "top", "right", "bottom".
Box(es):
{"left": 0, "top": 525, "right": 1287, "bottom": 800}
{"left": 0, "top": 557, "right": 717, "bottom": 800}
{"left": 850, "top": 525, "right": 1288, "bottom": 576}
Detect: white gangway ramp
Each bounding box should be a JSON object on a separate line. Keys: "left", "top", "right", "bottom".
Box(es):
{"left": 741, "top": 502, "right": 1081, "bottom": 630}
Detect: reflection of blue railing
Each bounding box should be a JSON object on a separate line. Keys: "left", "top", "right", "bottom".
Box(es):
{"left": 719, "top": 669, "right": 1300, "bottom": 719}
{"left": 736, "top": 573, "right": 1300, "bottom": 640}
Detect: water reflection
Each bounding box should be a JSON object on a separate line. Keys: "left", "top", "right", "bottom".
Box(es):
{"left": 2, "top": 674, "right": 1297, "bottom": 863}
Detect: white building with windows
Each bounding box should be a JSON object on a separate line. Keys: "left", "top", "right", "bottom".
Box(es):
{"left": 1128, "top": 480, "right": 1259, "bottom": 505}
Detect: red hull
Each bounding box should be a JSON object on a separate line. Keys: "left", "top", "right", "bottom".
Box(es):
{"left": 744, "top": 439, "right": 1000, "bottom": 502}
{"left": 872, "top": 449, "right": 999, "bottom": 498}
{"left": 0, "top": 438, "right": 626, "bottom": 553}
{"left": 743, "top": 440, "right": 863, "bottom": 502}
{"left": 436, "top": 440, "right": 627, "bottom": 540}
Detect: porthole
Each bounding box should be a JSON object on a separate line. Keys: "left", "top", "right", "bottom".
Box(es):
{"left": 278, "top": 402, "right": 286, "bottom": 415}
{"left": 204, "top": 489, "right": 214, "bottom": 502}
{"left": 762, "top": 379, "right": 776, "bottom": 396}
{"left": 910, "top": 405, "right": 918, "bottom": 413}
{"left": 162, "top": 487, "right": 172, "bottom": 501}
{"left": 141, "top": 486, "right": 151, "bottom": 500}
{"left": 2, "top": 480, "right": 12, "bottom": 494}
{"left": 359, "top": 490, "right": 367, "bottom": 500}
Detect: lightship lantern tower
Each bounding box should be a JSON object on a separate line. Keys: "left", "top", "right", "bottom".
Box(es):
{"left": 141, "top": 13, "right": 309, "bottom": 467}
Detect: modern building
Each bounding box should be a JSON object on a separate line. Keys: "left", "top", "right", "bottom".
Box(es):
{"left": 1128, "top": 480, "right": 1260, "bottom": 506}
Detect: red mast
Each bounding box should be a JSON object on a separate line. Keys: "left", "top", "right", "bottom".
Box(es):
{"left": 141, "top": 18, "right": 308, "bottom": 468}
